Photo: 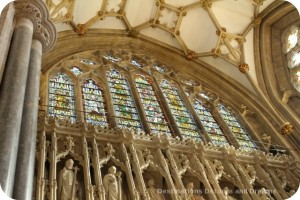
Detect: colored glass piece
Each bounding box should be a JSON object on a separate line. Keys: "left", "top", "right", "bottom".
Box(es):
{"left": 135, "top": 75, "right": 171, "bottom": 135}
{"left": 82, "top": 79, "right": 108, "bottom": 126}
{"left": 107, "top": 69, "right": 143, "bottom": 132}
{"left": 48, "top": 73, "right": 76, "bottom": 123}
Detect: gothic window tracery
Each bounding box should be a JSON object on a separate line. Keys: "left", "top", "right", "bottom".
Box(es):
{"left": 283, "top": 25, "right": 300, "bottom": 92}
{"left": 45, "top": 51, "right": 260, "bottom": 150}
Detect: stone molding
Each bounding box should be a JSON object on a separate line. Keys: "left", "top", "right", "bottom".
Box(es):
{"left": 14, "top": 0, "right": 56, "bottom": 52}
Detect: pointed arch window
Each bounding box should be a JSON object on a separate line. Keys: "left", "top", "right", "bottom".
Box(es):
{"left": 82, "top": 79, "right": 108, "bottom": 126}
{"left": 48, "top": 73, "right": 76, "bottom": 122}
{"left": 160, "top": 79, "right": 201, "bottom": 140}
{"left": 107, "top": 69, "right": 143, "bottom": 132}
{"left": 218, "top": 104, "right": 256, "bottom": 150}
{"left": 135, "top": 75, "right": 171, "bottom": 135}
{"left": 193, "top": 99, "right": 228, "bottom": 145}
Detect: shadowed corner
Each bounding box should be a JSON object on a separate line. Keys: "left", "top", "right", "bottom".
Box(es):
{"left": 285, "top": 0, "right": 300, "bottom": 16}
{"left": 0, "top": 0, "right": 15, "bottom": 17}
{"left": 0, "top": 184, "right": 15, "bottom": 200}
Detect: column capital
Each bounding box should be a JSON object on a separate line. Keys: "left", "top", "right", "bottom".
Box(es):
{"left": 14, "top": 0, "right": 56, "bottom": 53}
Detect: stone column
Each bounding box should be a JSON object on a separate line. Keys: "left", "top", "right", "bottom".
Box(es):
{"left": 10, "top": 0, "right": 56, "bottom": 199}
{"left": 0, "top": 17, "right": 34, "bottom": 196}
{"left": 13, "top": 39, "right": 42, "bottom": 200}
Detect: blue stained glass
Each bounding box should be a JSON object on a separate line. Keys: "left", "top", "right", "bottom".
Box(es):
{"left": 107, "top": 69, "right": 143, "bottom": 132}
{"left": 218, "top": 104, "right": 256, "bottom": 150}
{"left": 131, "top": 59, "right": 143, "bottom": 68}
{"left": 69, "top": 66, "right": 82, "bottom": 76}
{"left": 160, "top": 79, "right": 201, "bottom": 140}
{"left": 82, "top": 79, "right": 108, "bottom": 126}
{"left": 48, "top": 73, "right": 76, "bottom": 123}
{"left": 194, "top": 99, "right": 228, "bottom": 146}
{"left": 135, "top": 76, "right": 171, "bottom": 135}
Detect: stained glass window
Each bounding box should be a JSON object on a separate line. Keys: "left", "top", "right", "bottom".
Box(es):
{"left": 107, "top": 69, "right": 143, "bottom": 132}
{"left": 135, "top": 75, "right": 171, "bottom": 135}
{"left": 194, "top": 99, "right": 228, "bottom": 146}
{"left": 80, "top": 58, "right": 97, "bottom": 65}
{"left": 131, "top": 59, "right": 143, "bottom": 68}
{"left": 48, "top": 73, "right": 76, "bottom": 122}
{"left": 103, "top": 54, "right": 121, "bottom": 63}
{"left": 69, "top": 66, "right": 82, "bottom": 76}
{"left": 82, "top": 79, "right": 108, "bottom": 126}
{"left": 153, "top": 64, "right": 167, "bottom": 73}
{"left": 218, "top": 104, "right": 256, "bottom": 150}
{"left": 160, "top": 79, "right": 201, "bottom": 140}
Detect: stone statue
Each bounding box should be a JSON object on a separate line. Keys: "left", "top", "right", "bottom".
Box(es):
{"left": 58, "top": 159, "right": 79, "bottom": 200}
{"left": 186, "top": 182, "right": 204, "bottom": 200}
{"left": 213, "top": 160, "right": 224, "bottom": 181}
{"left": 261, "top": 134, "right": 272, "bottom": 151}
{"left": 223, "top": 187, "right": 236, "bottom": 200}
{"left": 103, "top": 166, "right": 122, "bottom": 200}
{"left": 146, "top": 179, "right": 165, "bottom": 200}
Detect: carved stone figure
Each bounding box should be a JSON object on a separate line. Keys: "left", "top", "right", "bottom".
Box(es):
{"left": 261, "top": 134, "right": 272, "bottom": 151}
{"left": 58, "top": 159, "right": 79, "bottom": 200}
{"left": 213, "top": 160, "right": 224, "bottom": 181}
{"left": 245, "top": 164, "right": 256, "bottom": 185}
{"left": 146, "top": 179, "right": 165, "bottom": 200}
{"left": 275, "top": 169, "right": 287, "bottom": 188}
{"left": 103, "top": 166, "right": 122, "bottom": 200}
{"left": 186, "top": 182, "right": 204, "bottom": 200}
{"left": 223, "top": 187, "right": 236, "bottom": 200}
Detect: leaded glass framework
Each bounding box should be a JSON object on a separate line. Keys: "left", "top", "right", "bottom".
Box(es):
{"left": 135, "top": 75, "right": 171, "bottom": 135}
{"left": 45, "top": 51, "right": 263, "bottom": 152}
{"left": 218, "top": 103, "right": 256, "bottom": 150}
{"left": 48, "top": 73, "right": 76, "bottom": 123}
{"left": 82, "top": 79, "right": 108, "bottom": 126}
{"left": 160, "top": 79, "right": 201, "bottom": 140}
{"left": 107, "top": 69, "right": 143, "bottom": 132}
{"left": 194, "top": 99, "right": 228, "bottom": 145}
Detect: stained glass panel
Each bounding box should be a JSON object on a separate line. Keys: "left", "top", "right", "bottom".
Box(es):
{"left": 82, "top": 79, "right": 108, "bottom": 126}
{"left": 69, "top": 66, "right": 82, "bottom": 76}
{"left": 160, "top": 79, "right": 201, "bottom": 140}
{"left": 48, "top": 73, "right": 76, "bottom": 122}
{"left": 135, "top": 76, "right": 171, "bottom": 135}
{"left": 103, "top": 54, "right": 121, "bottom": 63}
{"left": 218, "top": 104, "right": 256, "bottom": 150}
{"left": 80, "top": 58, "right": 97, "bottom": 65}
{"left": 194, "top": 99, "right": 228, "bottom": 146}
{"left": 107, "top": 69, "right": 143, "bottom": 132}
{"left": 131, "top": 59, "right": 143, "bottom": 68}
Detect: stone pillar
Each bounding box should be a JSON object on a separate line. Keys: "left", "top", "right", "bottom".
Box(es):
{"left": 0, "top": 17, "right": 34, "bottom": 196}
{"left": 13, "top": 39, "right": 43, "bottom": 200}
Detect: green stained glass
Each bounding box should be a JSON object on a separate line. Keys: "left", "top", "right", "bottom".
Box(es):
{"left": 160, "top": 79, "right": 201, "bottom": 140}
{"left": 82, "top": 79, "right": 108, "bottom": 126}
{"left": 135, "top": 76, "right": 171, "bottom": 135}
{"left": 218, "top": 104, "right": 256, "bottom": 150}
{"left": 107, "top": 69, "right": 143, "bottom": 132}
{"left": 48, "top": 73, "right": 76, "bottom": 122}
{"left": 194, "top": 99, "right": 228, "bottom": 146}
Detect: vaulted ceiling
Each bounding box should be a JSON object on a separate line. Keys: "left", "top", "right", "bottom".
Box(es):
{"left": 45, "top": 0, "right": 279, "bottom": 93}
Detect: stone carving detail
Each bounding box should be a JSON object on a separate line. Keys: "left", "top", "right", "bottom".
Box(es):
{"left": 186, "top": 182, "right": 204, "bottom": 200}
{"left": 213, "top": 159, "right": 224, "bottom": 182}
{"left": 58, "top": 159, "right": 80, "bottom": 200}
{"left": 146, "top": 179, "right": 165, "bottom": 200}
{"left": 257, "top": 188, "right": 274, "bottom": 200}
{"left": 103, "top": 166, "right": 122, "bottom": 200}
{"left": 222, "top": 187, "right": 236, "bottom": 200}
{"left": 14, "top": 0, "right": 56, "bottom": 52}
{"left": 275, "top": 169, "right": 287, "bottom": 189}
{"left": 245, "top": 164, "right": 256, "bottom": 185}
{"left": 261, "top": 134, "right": 272, "bottom": 151}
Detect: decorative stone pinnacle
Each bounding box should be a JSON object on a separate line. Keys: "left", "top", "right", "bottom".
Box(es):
{"left": 239, "top": 63, "right": 249, "bottom": 73}
{"left": 14, "top": 0, "right": 57, "bottom": 52}
{"left": 281, "top": 122, "right": 294, "bottom": 135}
